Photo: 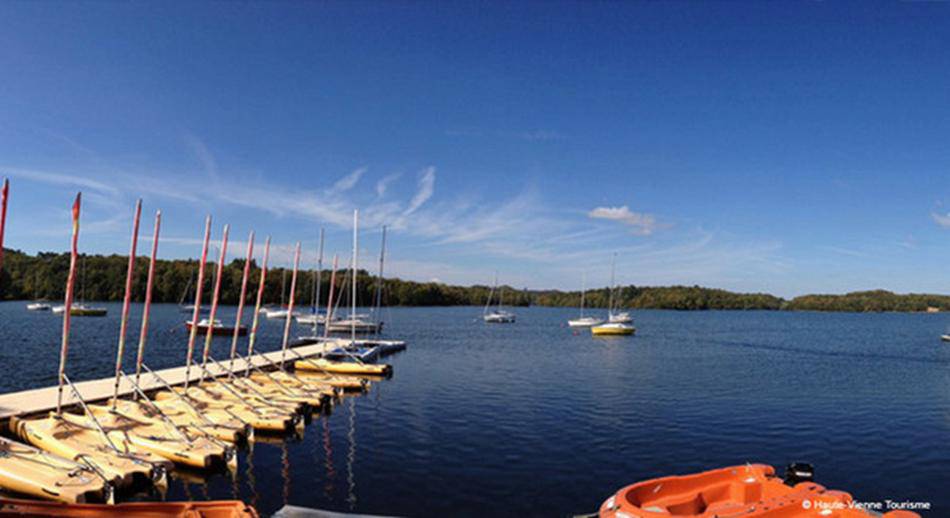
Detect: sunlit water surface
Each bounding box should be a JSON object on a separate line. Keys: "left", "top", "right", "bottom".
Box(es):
{"left": 1, "top": 303, "right": 948, "bottom": 517}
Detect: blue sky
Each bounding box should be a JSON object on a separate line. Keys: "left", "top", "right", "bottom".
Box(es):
{"left": 2, "top": 1, "right": 950, "bottom": 297}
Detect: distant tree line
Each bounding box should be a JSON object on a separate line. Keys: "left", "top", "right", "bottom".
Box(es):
{"left": 1, "top": 249, "right": 948, "bottom": 312}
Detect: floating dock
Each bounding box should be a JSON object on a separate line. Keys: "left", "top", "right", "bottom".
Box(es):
{"left": 0, "top": 340, "right": 345, "bottom": 425}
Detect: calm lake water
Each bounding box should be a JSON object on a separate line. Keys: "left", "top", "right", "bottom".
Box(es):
{"left": 1, "top": 302, "right": 949, "bottom": 517}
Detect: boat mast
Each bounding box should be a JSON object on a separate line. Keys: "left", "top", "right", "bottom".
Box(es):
{"left": 184, "top": 216, "right": 212, "bottom": 390}
{"left": 134, "top": 210, "right": 161, "bottom": 393}
{"left": 351, "top": 209, "right": 358, "bottom": 343}
{"left": 608, "top": 253, "right": 617, "bottom": 317}
{"left": 0, "top": 179, "right": 8, "bottom": 274}
{"left": 580, "top": 272, "right": 586, "bottom": 318}
{"left": 280, "top": 242, "right": 301, "bottom": 368}
{"left": 245, "top": 236, "right": 270, "bottom": 375}
{"left": 485, "top": 273, "right": 497, "bottom": 316}
{"left": 373, "top": 225, "right": 386, "bottom": 328}
{"left": 324, "top": 254, "right": 338, "bottom": 339}
{"left": 56, "top": 193, "right": 81, "bottom": 414}
{"left": 313, "top": 228, "right": 325, "bottom": 319}
{"left": 229, "top": 231, "right": 254, "bottom": 375}
{"left": 201, "top": 224, "right": 229, "bottom": 380}
{"left": 280, "top": 269, "right": 287, "bottom": 308}
{"left": 111, "top": 199, "right": 142, "bottom": 409}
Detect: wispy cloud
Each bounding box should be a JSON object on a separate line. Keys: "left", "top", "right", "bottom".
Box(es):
{"left": 329, "top": 167, "right": 366, "bottom": 194}
{"left": 3, "top": 166, "right": 120, "bottom": 197}
{"left": 403, "top": 167, "right": 435, "bottom": 216}
{"left": 375, "top": 172, "right": 401, "bottom": 197}
{"left": 931, "top": 211, "right": 950, "bottom": 228}
{"left": 588, "top": 205, "right": 658, "bottom": 236}
{"left": 183, "top": 134, "right": 219, "bottom": 180}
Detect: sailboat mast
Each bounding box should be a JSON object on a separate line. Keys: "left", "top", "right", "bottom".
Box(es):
{"left": 373, "top": 225, "right": 386, "bottom": 327}
{"left": 0, "top": 179, "right": 8, "bottom": 273}
{"left": 184, "top": 215, "right": 212, "bottom": 390}
{"left": 580, "top": 272, "right": 586, "bottom": 318}
{"left": 201, "top": 224, "right": 229, "bottom": 378}
{"left": 280, "top": 269, "right": 287, "bottom": 308}
{"left": 280, "top": 242, "right": 301, "bottom": 368}
{"left": 313, "top": 228, "right": 324, "bottom": 332}
{"left": 485, "top": 273, "right": 497, "bottom": 316}
{"left": 351, "top": 209, "right": 358, "bottom": 343}
{"left": 56, "top": 193, "right": 81, "bottom": 414}
{"left": 608, "top": 253, "right": 616, "bottom": 316}
{"left": 245, "top": 236, "right": 270, "bottom": 374}
{"left": 324, "top": 255, "right": 338, "bottom": 339}
{"left": 229, "top": 231, "right": 254, "bottom": 375}
{"left": 111, "top": 199, "right": 142, "bottom": 408}
{"left": 134, "top": 210, "right": 161, "bottom": 392}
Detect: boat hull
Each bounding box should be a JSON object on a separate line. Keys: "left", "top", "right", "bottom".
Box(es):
{"left": 0, "top": 437, "right": 110, "bottom": 504}
{"left": 294, "top": 358, "right": 391, "bottom": 377}
{"left": 0, "top": 497, "right": 259, "bottom": 517}
{"left": 185, "top": 321, "right": 247, "bottom": 336}
{"left": 591, "top": 323, "right": 635, "bottom": 336}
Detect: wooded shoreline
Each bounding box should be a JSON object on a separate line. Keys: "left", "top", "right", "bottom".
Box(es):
{"left": 1, "top": 249, "right": 948, "bottom": 313}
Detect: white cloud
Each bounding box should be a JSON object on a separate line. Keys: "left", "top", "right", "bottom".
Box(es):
{"left": 931, "top": 212, "right": 950, "bottom": 228}
{"left": 329, "top": 167, "right": 366, "bottom": 194}
{"left": 375, "top": 172, "right": 401, "bottom": 197}
{"left": 183, "top": 134, "right": 219, "bottom": 180}
{"left": 588, "top": 205, "right": 658, "bottom": 236}
{"left": 404, "top": 167, "right": 435, "bottom": 216}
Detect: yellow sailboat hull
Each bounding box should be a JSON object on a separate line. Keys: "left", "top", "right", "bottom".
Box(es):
{"left": 10, "top": 415, "right": 156, "bottom": 489}
{"left": 155, "top": 388, "right": 295, "bottom": 432}
{"left": 0, "top": 437, "right": 111, "bottom": 504}
{"left": 82, "top": 404, "right": 228, "bottom": 470}
{"left": 294, "top": 359, "right": 391, "bottom": 377}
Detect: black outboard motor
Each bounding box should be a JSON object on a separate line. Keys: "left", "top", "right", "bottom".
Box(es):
{"left": 784, "top": 462, "right": 815, "bottom": 486}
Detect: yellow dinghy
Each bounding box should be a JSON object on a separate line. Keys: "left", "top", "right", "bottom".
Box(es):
{"left": 283, "top": 371, "right": 368, "bottom": 392}
{"left": 0, "top": 437, "right": 112, "bottom": 504}
{"left": 238, "top": 374, "right": 335, "bottom": 405}
{"left": 79, "top": 405, "right": 230, "bottom": 470}
{"left": 11, "top": 415, "right": 163, "bottom": 489}
{"left": 591, "top": 322, "right": 636, "bottom": 336}
{"left": 197, "top": 380, "right": 321, "bottom": 411}
{"left": 114, "top": 398, "right": 248, "bottom": 444}
{"left": 294, "top": 358, "right": 391, "bottom": 377}
{"left": 191, "top": 381, "right": 304, "bottom": 414}
{"left": 155, "top": 388, "right": 296, "bottom": 433}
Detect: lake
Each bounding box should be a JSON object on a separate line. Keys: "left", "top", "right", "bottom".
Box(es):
{"left": 1, "top": 303, "right": 948, "bottom": 517}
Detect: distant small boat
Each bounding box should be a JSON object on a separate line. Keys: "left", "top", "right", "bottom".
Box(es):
{"left": 185, "top": 318, "right": 247, "bottom": 336}
{"left": 607, "top": 311, "right": 633, "bottom": 324}
{"left": 52, "top": 304, "right": 107, "bottom": 317}
{"left": 26, "top": 302, "right": 51, "bottom": 311}
{"left": 568, "top": 273, "right": 604, "bottom": 327}
{"left": 483, "top": 273, "right": 515, "bottom": 323}
{"left": 295, "top": 313, "right": 326, "bottom": 326}
{"left": 591, "top": 322, "right": 635, "bottom": 336}
{"left": 325, "top": 317, "right": 383, "bottom": 334}
{"left": 942, "top": 334, "right": 950, "bottom": 342}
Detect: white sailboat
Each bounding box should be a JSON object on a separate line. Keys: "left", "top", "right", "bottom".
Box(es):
{"left": 325, "top": 213, "right": 382, "bottom": 334}
{"left": 592, "top": 254, "right": 634, "bottom": 336}
{"left": 483, "top": 274, "right": 515, "bottom": 323}
{"left": 263, "top": 269, "right": 295, "bottom": 319}
{"left": 567, "top": 273, "right": 604, "bottom": 327}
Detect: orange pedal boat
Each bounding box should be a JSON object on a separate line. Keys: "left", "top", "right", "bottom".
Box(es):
{"left": 0, "top": 497, "right": 258, "bottom": 517}
{"left": 598, "top": 464, "right": 920, "bottom": 518}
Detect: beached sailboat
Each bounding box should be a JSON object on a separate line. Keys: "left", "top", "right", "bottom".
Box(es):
{"left": 568, "top": 273, "right": 604, "bottom": 327}
{"left": 483, "top": 274, "right": 515, "bottom": 323}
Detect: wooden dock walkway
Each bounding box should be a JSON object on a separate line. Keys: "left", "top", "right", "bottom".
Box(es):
{"left": 0, "top": 340, "right": 342, "bottom": 423}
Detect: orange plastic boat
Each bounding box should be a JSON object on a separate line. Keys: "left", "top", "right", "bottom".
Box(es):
{"left": 598, "top": 464, "right": 920, "bottom": 518}
{"left": 0, "top": 497, "right": 258, "bottom": 517}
